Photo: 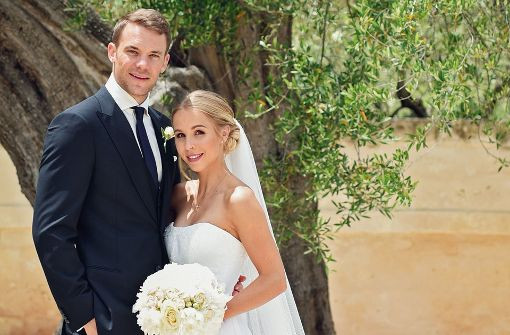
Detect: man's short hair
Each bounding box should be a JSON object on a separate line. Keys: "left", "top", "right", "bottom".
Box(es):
{"left": 112, "top": 9, "right": 170, "bottom": 51}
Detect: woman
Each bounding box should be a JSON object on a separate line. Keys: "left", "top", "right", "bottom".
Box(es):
{"left": 165, "top": 90, "right": 304, "bottom": 334}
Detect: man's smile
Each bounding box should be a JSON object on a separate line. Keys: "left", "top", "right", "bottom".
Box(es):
{"left": 130, "top": 73, "right": 150, "bottom": 80}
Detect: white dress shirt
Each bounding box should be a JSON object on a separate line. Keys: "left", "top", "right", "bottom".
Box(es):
{"left": 105, "top": 73, "right": 162, "bottom": 182}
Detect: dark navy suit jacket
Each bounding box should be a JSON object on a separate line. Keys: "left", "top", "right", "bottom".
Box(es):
{"left": 32, "top": 86, "right": 179, "bottom": 335}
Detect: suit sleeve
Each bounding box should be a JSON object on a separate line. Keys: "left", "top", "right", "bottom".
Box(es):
{"left": 32, "top": 111, "right": 95, "bottom": 331}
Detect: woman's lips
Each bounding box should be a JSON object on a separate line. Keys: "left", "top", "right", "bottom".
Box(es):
{"left": 187, "top": 153, "right": 203, "bottom": 163}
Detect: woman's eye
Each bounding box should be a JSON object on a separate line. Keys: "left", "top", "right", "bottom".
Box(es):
{"left": 194, "top": 130, "right": 205, "bottom": 135}
{"left": 176, "top": 133, "right": 185, "bottom": 138}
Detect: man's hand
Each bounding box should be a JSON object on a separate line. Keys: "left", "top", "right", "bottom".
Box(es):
{"left": 83, "top": 318, "right": 98, "bottom": 335}
{"left": 232, "top": 275, "right": 246, "bottom": 296}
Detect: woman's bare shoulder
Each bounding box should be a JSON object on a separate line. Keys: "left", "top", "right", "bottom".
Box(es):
{"left": 226, "top": 181, "right": 262, "bottom": 218}
{"left": 229, "top": 184, "right": 255, "bottom": 203}
{"left": 223, "top": 176, "right": 252, "bottom": 203}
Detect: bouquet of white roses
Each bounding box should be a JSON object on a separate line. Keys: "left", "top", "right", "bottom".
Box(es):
{"left": 133, "top": 263, "right": 231, "bottom": 335}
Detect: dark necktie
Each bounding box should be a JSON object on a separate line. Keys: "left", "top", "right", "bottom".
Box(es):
{"left": 132, "top": 106, "right": 158, "bottom": 188}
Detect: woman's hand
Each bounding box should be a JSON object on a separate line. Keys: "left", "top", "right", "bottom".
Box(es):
{"left": 83, "top": 318, "right": 98, "bottom": 335}
{"left": 232, "top": 275, "right": 246, "bottom": 296}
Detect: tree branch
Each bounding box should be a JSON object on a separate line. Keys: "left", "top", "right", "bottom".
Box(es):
{"left": 392, "top": 80, "right": 428, "bottom": 118}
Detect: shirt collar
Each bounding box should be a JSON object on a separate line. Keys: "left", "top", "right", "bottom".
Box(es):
{"left": 105, "top": 73, "right": 150, "bottom": 114}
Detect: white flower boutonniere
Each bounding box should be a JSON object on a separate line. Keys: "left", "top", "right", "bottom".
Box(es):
{"left": 161, "top": 126, "right": 175, "bottom": 153}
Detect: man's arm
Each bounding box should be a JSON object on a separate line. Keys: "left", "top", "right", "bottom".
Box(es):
{"left": 32, "top": 111, "right": 95, "bottom": 331}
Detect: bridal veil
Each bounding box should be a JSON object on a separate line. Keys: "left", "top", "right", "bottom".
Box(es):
{"left": 225, "top": 119, "right": 305, "bottom": 335}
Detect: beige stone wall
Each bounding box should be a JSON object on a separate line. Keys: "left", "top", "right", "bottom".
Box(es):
{"left": 0, "top": 148, "right": 60, "bottom": 334}
{"left": 321, "top": 125, "right": 510, "bottom": 335}
{"left": 1, "top": 122, "right": 509, "bottom": 334}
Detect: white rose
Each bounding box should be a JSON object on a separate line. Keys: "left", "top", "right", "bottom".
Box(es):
{"left": 162, "top": 303, "right": 180, "bottom": 330}
{"left": 164, "top": 126, "right": 175, "bottom": 139}
{"left": 193, "top": 292, "right": 207, "bottom": 310}
{"left": 137, "top": 309, "right": 161, "bottom": 334}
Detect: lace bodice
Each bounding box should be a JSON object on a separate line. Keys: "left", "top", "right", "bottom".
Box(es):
{"left": 165, "top": 222, "right": 248, "bottom": 295}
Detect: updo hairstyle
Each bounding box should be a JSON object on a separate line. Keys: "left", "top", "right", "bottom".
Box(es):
{"left": 172, "top": 90, "right": 240, "bottom": 179}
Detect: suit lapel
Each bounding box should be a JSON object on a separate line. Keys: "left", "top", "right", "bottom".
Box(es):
{"left": 95, "top": 87, "right": 158, "bottom": 224}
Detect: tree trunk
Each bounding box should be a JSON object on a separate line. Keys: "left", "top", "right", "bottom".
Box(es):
{"left": 0, "top": 2, "right": 336, "bottom": 333}
{"left": 231, "top": 16, "right": 336, "bottom": 334}
{"left": 168, "top": 11, "right": 337, "bottom": 335}
{"left": 0, "top": 0, "right": 110, "bottom": 205}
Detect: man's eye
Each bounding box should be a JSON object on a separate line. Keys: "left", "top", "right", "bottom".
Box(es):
{"left": 150, "top": 54, "right": 160, "bottom": 59}
{"left": 127, "top": 50, "right": 138, "bottom": 55}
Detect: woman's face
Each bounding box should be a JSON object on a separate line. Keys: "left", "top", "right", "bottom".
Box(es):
{"left": 172, "top": 108, "right": 228, "bottom": 173}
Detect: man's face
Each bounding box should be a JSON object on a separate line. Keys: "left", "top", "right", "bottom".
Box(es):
{"left": 107, "top": 23, "right": 170, "bottom": 103}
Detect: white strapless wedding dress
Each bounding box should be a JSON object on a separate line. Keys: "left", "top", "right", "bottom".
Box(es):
{"left": 165, "top": 222, "right": 252, "bottom": 334}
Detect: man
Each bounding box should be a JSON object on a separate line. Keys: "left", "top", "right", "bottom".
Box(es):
{"left": 33, "top": 9, "right": 178, "bottom": 335}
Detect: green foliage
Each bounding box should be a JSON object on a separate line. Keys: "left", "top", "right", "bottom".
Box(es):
{"left": 258, "top": 0, "right": 510, "bottom": 262}
{"left": 259, "top": 38, "right": 415, "bottom": 260}
{"left": 66, "top": 0, "right": 241, "bottom": 49}
{"left": 70, "top": 0, "right": 510, "bottom": 264}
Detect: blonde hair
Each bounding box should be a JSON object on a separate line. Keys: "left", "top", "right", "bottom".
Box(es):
{"left": 172, "top": 90, "right": 240, "bottom": 180}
